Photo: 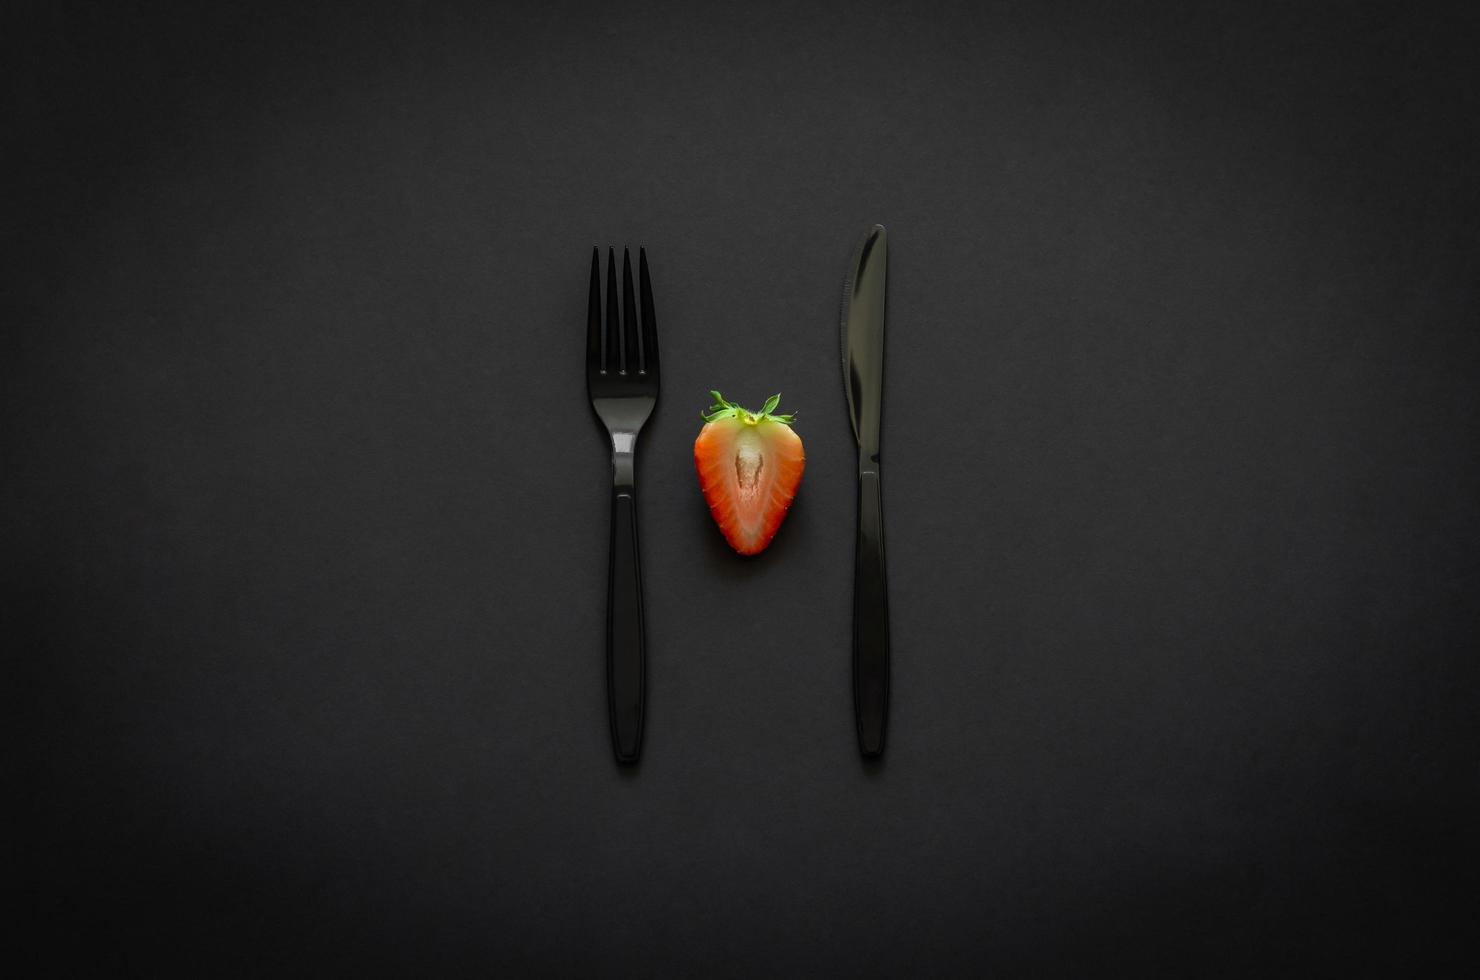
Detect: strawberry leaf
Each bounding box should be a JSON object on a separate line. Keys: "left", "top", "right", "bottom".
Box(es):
{"left": 699, "top": 390, "right": 799, "bottom": 427}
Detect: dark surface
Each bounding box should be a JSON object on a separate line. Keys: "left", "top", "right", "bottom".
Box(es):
{"left": 8, "top": 1, "right": 1479, "bottom": 975}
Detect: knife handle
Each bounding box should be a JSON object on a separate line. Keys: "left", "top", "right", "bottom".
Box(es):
{"left": 607, "top": 488, "right": 645, "bottom": 764}
{"left": 853, "top": 468, "right": 890, "bottom": 757}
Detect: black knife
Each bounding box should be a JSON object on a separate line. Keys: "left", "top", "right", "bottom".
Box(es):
{"left": 840, "top": 224, "right": 890, "bottom": 758}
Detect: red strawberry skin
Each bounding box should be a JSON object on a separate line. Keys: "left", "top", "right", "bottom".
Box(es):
{"left": 694, "top": 394, "right": 805, "bottom": 556}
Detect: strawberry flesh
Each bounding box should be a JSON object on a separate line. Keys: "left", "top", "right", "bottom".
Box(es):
{"left": 694, "top": 392, "right": 806, "bottom": 556}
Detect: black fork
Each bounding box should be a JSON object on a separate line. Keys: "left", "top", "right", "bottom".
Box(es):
{"left": 587, "top": 247, "right": 659, "bottom": 764}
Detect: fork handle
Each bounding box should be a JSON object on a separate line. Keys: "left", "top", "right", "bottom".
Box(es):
{"left": 607, "top": 488, "right": 646, "bottom": 764}
{"left": 853, "top": 469, "right": 889, "bottom": 757}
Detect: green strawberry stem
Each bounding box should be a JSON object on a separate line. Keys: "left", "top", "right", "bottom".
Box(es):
{"left": 702, "top": 390, "right": 797, "bottom": 426}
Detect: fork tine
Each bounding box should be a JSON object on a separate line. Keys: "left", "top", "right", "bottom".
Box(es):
{"left": 587, "top": 246, "right": 603, "bottom": 373}
{"left": 605, "top": 247, "right": 620, "bottom": 375}
{"left": 639, "top": 248, "right": 658, "bottom": 376}
{"left": 622, "top": 248, "right": 638, "bottom": 375}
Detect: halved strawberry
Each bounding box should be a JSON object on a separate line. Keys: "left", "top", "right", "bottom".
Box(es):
{"left": 694, "top": 391, "right": 806, "bottom": 556}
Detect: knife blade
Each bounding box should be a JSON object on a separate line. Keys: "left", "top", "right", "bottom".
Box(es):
{"left": 840, "top": 224, "right": 890, "bottom": 757}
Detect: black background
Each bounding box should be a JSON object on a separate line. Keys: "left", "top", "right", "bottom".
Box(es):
{"left": 9, "top": 1, "right": 1479, "bottom": 975}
